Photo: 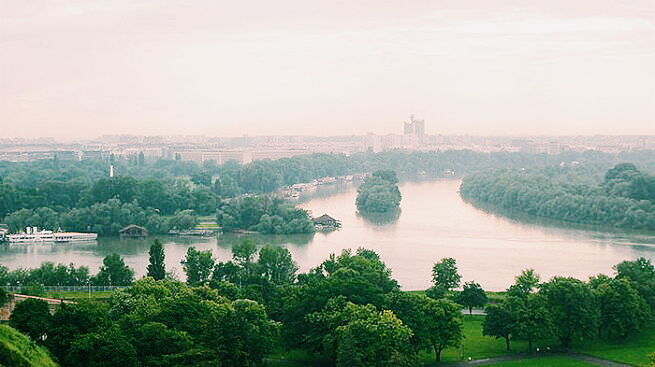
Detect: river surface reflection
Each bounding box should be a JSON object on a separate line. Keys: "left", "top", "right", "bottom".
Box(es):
{"left": 1, "top": 180, "right": 653, "bottom": 290}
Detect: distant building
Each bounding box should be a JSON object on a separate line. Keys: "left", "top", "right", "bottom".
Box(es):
{"left": 81, "top": 150, "right": 109, "bottom": 160}
{"left": 381, "top": 134, "right": 402, "bottom": 150}
{"left": 363, "top": 133, "right": 382, "bottom": 153}
{"left": 403, "top": 114, "right": 426, "bottom": 146}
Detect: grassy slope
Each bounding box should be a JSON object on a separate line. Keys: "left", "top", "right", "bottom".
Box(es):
{"left": 0, "top": 325, "right": 57, "bottom": 367}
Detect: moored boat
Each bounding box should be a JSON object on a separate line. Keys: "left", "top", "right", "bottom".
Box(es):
{"left": 7, "top": 227, "right": 97, "bottom": 243}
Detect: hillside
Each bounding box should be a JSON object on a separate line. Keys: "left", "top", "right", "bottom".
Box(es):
{"left": 0, "top": 325, "right": 57, "bottom": 367}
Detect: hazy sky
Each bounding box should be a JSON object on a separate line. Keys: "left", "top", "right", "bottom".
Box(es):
{"left": 1, "top": 0, "right": 654, "bottom": 140}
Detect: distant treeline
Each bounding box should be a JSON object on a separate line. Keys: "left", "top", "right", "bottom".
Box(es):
{"left": 460, "top": 163, "right": 655, "bottom": 230}
{"left": 2, "top": 150, "right": 654, "bottom": 234}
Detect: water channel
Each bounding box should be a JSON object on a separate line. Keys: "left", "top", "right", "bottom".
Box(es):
{"left": 1, "top": 179, "right": 653, "bottom": 291}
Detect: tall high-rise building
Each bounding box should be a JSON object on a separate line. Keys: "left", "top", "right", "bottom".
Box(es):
{"left": 403, "top": 114, "right": 425, "bottom": 144}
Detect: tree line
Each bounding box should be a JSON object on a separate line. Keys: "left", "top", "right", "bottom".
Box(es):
{"left": 2, "top": 238, "right": 654, "bottom": 367}
{"left": 3, "top": 201, "right": 199, "bottom": 236}
{"left": 2, "top": 150, "right": 654, "bottom": 234}
{"left": 216, "top": 195, "right": 315, "bottom": 234}
{"left": 3, "top": 150, "right": 652, "bottom": 214}
{"left": 0, "top": 253, "right": 134, "bottom": 288}
{"left": 460, "top": 163, "right": 655, "bottom": 230}
{"left": 483, "top": 258, "right": 654, "bottom": 351}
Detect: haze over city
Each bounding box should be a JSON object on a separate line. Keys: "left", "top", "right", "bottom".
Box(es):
{"left": 2, "top": 0, "right": 654, "bottom": 140}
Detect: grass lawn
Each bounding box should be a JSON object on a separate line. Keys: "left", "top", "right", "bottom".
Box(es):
{"left": 404, "top": 290, "right": 506, "bottom": 305}
{"left": 573, "top": 323, "right": 655, "bottom": 367}
{"left": 427, "top": 315, "right": 536, "bottom": 363}
{"left": 44, "top": 290, "right": 113, "bottom": 302}
{"left": 487, "top": 356, "right": 598, "bottom": 367}
{"left": 239, "top": 314, "right": 655, "bottom": 367}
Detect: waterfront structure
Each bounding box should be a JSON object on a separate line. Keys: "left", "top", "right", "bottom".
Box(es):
{"left": 6, "top": 228, "right": 97, "bottom": 243}
{"left": 119, "top": 225, "right": 149, "bottom": 238}
{"left": 312, "top": 214, "right": 341, "bottom": 231}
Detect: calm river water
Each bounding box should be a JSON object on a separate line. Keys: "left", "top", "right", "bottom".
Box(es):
{"left": 1, "top": 180, "right": 653, "bottom": 291}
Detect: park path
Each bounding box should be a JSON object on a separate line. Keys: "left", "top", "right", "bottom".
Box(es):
{"left": 440, "top": 352, "right": 635, "bottom": 367}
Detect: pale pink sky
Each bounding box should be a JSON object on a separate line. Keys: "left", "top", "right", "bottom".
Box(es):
{"left": 1, "top": 0, "right": 654, "bottom": 140}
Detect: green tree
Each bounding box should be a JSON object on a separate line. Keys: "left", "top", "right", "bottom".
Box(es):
{"left": 505, "top": 293, "right": 552, "bottom": 353}
{"left": 181, "top": 247, "right": 215, "bottom": 286}
{"left": 309, "top": 298, "right": 418, "bottom": 367}
{"left": 540, "top": 277, "right": 598, "bottom": 348}
{"left": 9, "top": 298, "right": 51, "bottom": 341}
{"left": 282, "top": 248, "right": 399, "bottom": 350}
{"left": 507, "top": 268, "right": 540, "bottom": 297}
{"left": 168, "top": 209, "right": 199, "bottom": 231}
{"left": 501, "top": 269, "right": 552, "bottom": 353}
{"left": 593, "top": 277, "right": 650, "bottom": 339}
{"left": 46, "top": 302, "right": 111, "bottom": 362}
{"left": 384, "top": 292, "right": 463, "bottom": 361}
{"left": 232, "top": 239, "right": 257, "bottom": 267}
{"left": 257, "top": 245, "right": 298, "bottom": 284}
{"left": 146, "top": 239, "right": 166, "bottom": 281}
{"left": 130, "top": 321, "right": 193, "bottom": 366}
{"left": 65, "top": 325, "right": 139, "bottom": 367}
{"left": 92, "top": 254, "right": 135, "bottom": 286}
{"left": 483, "top": 304, "right": 514, "bottom": 351}
{"left": 614, "top": 257, "right": 655, "bottom": 311}
{"left": 455, "top": 281, "right": 488, "bottom": 314}
{"left": 427, "top": 257, "right": 461, "bottom": 299}
{"left": 229, "top": 299, "right": 280, "bottom": 365}
{"left": 372, "top": 170, "right": 399, "bottom": 184}
{"left": 112, "top": 279, "right": 279, "bottom": 366}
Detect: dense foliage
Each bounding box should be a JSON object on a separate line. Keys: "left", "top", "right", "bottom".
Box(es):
{"left": 217, "top": 195, "right": 315, "bottom": 234}
{"left": 482, "top": 259, "right": 654, "bottom": 353}
{"left": 2, "top": 242, "right": 654, "bottom": 365}
{"left": 356, "top": 170, "right": 402, "bottom": 213}
{"left": 460, "top": 163, "right": 655, "bottom": 230}
{"left": 0, "top": 254, "right": 135, "bottom": 287}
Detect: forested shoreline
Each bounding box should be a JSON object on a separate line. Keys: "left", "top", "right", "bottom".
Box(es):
{"left": 1, "top": 239, "right": 654, "bottom": 367}
{"left": 2, "top": 150, "right": 654, "bottom": 235}
{"left": 460, "top": 163, "right": 655, "bottom": 231}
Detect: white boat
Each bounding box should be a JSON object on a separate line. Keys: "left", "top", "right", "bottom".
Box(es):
{"left": 53, "top": 232, "right": 98, "bottom": 243}
{"left": 7, "top": 227, "right": 97, "bottom": 243}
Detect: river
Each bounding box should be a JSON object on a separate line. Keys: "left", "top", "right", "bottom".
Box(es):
{"left": 1, "top": 180, "right": 653, "bottom": 291}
